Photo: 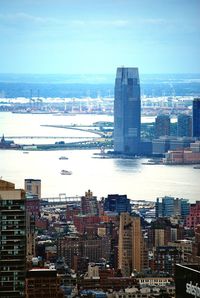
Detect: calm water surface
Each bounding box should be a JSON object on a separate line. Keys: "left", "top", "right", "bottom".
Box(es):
{"left": 0, "top": 112, "right": 199, "bottom": 202}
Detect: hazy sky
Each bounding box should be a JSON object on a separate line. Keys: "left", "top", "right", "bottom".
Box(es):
{"left": 0, "top": 0, "right": 200, "bottom": 74}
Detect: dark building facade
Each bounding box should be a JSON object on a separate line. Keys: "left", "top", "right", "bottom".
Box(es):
{"left": 175, "top": 264, "right": 200, "bottom": 298}
{"left": 114, "top": 67, "right": 141, "bottom": 155}
{"left": 155, "top": 114, "right": 170, "bottom": 138}
{"left": 104, "top": 194, "right": 131, "bottom": 214}
{"left": 193, "top": 98, "right": 200, "bottom": 138}
{"left": 177, "top": 114, "right": 192, "bottom": 137}
{"left": 0, "top": 180, "right": 27, "bottom": 297}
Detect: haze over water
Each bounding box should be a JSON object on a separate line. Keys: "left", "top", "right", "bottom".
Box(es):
{"left": 0, "top": 112, "right": 199, "bottom": 202}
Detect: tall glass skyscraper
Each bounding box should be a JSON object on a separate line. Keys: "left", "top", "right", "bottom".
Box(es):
{"left": 114, "top": 67, "right": 141, "bottom": 154}
{"left": 193, "top": 98, "right": 200, "bottom": 137}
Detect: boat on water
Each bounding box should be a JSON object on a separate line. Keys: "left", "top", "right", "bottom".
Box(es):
{"left": 23, "top": 151, "right": 29, "bottom": 154}
{"left": 193, "top": 165, "right": 200, "bottom": 169}
{"left": 59, "top": 156, "right": 68, "bottom": 160}
{"left": 60, "top": 170, "right": 72, "bottom": 175}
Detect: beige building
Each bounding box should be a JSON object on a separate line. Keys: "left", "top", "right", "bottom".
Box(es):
{"left": 118, "top": 213, "right": 143, "bottom": 276}
{"left": 25, "top": 179, "right": 41, "bottom": 199}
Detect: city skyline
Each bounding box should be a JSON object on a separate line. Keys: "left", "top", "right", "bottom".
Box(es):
{"left": 0, "top": 0, "right": 200, "bottom": 74}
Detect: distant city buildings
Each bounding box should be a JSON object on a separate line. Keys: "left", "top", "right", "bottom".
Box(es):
{"left": 163, "top": 140, "right": 200, "bottom": 164}
{"left": 114, "top": 67, "right": 141, "bottom": 155}
{"left": 155, "top": 114, "right": 170, "bottom": 138}
{"left": 177, "top": 114, "right": 192, "bottom": 137}
{"left": 156, "top": 196, "right": 190, "bottom": 218}
{"left": 192, "top": 98, "right": 200, "bottom": 137}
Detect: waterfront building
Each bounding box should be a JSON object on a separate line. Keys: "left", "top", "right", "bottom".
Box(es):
{"left": 25, "top": 179, "right": 41, "bottom": 200}
{"left": 163, "top": 148, "right": 200, "bottom": 164}
{"left": 152, "top": 137, "right": 170, "bottom": 155}
{"left": 190, "top": 140, "right": 200, "bottom": 152}
{"left": 0, "top": 134, "right": 16, "bottom": 148}
{"left": 0, "top": 179, "right": 27, "bottom": 297}
{"left": 114, "top": 67, "right": 141, "bottom": 155}
{"left": 152, "top": 136, "right": 194, "bottom": 155}
{"left": 192, "top": 97, "right": 200, "bottom": 137}
{"left": 156, "top": 196, "right": 190, "bottom": 218}
{"left": 103, "top": 194, "right": 131, "bottom": 214}
{"left": 177, "top": 114, "right": 192, "bottom": 137}
{"left": 118, "top": 213, "right": 143, "bottom": 276}
{"left": 155, "top": 114, "right": 170, "bottom": 138}
{"left": 81, "top": 189, "right": 99, "bottom": 215}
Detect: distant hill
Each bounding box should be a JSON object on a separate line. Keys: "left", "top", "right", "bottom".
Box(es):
{"left": 0, "top": 73, "right": 200, "bottom": 98}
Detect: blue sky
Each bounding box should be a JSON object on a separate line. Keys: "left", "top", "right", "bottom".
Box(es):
{"left": 0, "top": 0, "right": 199, "bottom": 74}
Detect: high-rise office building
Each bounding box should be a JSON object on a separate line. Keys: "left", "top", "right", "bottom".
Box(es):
{"left": 0, "top": 179, "right": 27, "bottom": 297}
{"left": 104, "top": 194, "right": 131, "bottom": 214}
{"left": 177, "top": 114, "right": 192, "bottom": 137}
{"left": 118, "top": 213, "right": 142, "bottom": 276}
{"left": 156, "top": 196, "right": 190, "bottom": 218}
{"left": 114, "top": 67, "right": 141, "bottom": 154}
{"left": 192, "top": 98, "right": 200, "bottom": 137}
{"left": 25, "top": 179, "right": 41, "bottom": 199}
{"left": 155, "top": 114, "right": 170, "bottom": 138}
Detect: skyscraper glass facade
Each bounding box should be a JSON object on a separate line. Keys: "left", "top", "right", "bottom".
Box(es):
{"left": 114, "top": 67, "right": 141, "bottom": 154}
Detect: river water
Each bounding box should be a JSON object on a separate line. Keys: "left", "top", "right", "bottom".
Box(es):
{"left": 0, "top": 112, "right": 199, "bottom": 202}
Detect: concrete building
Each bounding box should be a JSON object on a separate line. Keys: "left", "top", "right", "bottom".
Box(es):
{"left": 114, "top": 67, "right": 141, "bottom": 155}
{"left": 154, "top": 246, "right": 182, "bottom": 276}
{"left": 193, "top": 98, "right": 200, "bottom": 137}
{"left": 25, "top": 179, "right": 41, "bottom": 200}
{"left": 148, "top": 218, "right": 184, "bottom": 250}
{"left": 81, "top": 190, "right": 99, "bottom": 216}
{"left": 118, "top": 213, "right": 143, "bottom": 276}
{"left": 0, "top": 179, "right": 27, "bottom": 297}
{"left": 177, "top": 114, "right": 192, "bottom": 137}
{"left": 25, "top": 269, "right": 64, "bottom": 298}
